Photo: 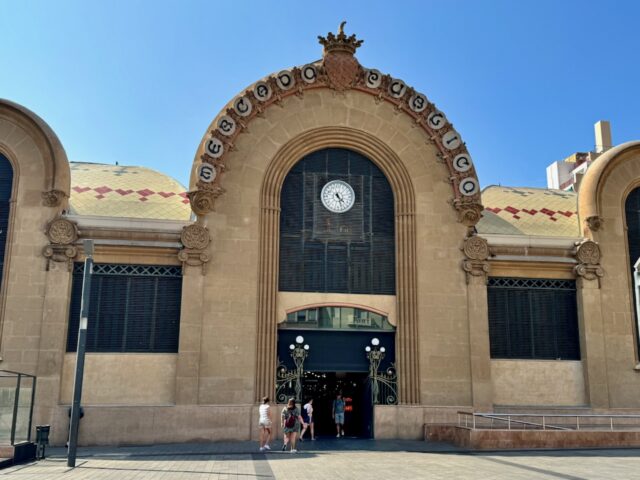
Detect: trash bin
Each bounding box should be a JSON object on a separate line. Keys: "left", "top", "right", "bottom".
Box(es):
{"left": 35, "top": 425, "right": 50, "bottom": 459}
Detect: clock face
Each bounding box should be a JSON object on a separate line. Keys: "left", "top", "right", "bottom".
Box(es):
{"left": 320, "top": 180, "right": 355, "bottom": 213}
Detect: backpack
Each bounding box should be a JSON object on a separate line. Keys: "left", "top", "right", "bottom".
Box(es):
{"left": 284, "top": 409, "right": 296, "bottom": 428}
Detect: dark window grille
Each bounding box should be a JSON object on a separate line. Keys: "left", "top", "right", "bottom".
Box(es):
{"left": 0, "top": 154, "right": 13, "bottom": 297}
{"left": 625, "top": 188, "right": 640, "bottom": 354}
{"left": 67, "top": 264, "right": 182, "bottom": 353}
{"left": 488, "top": 277, "right": 580, "bottom": 360}
{"left": 279, "top": 148, "right": 395, "bottom": 294}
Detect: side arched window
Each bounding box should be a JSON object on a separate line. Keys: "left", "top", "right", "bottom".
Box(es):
{"left": 279, "top": 148, "right": 395, "bottom": 295}
{"left": 0, "top": 154, "right": 13, "bottom": 296}
{"left": 625, "top": 187, "right": 640, "bottom": 352}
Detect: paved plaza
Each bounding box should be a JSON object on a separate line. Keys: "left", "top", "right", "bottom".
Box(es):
{"left": 1, "top": 439, "right": 640, "bottom": 479}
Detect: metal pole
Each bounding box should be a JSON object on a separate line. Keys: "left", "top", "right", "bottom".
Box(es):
{"left": 28, "top": 376, "right": 36, "bottom": 442}
{"left": 67, "top": 241, "right": 93, "bottom": 468}
{"left": 10, "top": 374, "right": 21, "bottom": 445}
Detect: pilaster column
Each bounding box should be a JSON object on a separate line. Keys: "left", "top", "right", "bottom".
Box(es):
{"left": 175, "top": 224, "right": 210, "bottom": 405}
{"left": 462, "top": 236, "right": 493, "bottom": 410}
{"left": 574, "top": 239, "right": 609, "bottom": 408}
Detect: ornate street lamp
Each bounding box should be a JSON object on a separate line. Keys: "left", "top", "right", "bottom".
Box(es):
{"left": 289, "top": 335, "right": 309, "bottom": 402}
{"left": 365, "top": 337, "right": 386, "bottom": 404}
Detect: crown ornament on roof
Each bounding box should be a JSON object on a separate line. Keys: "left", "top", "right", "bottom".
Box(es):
{"left": 318, "top": 21, "right": 363, "bottom": 56}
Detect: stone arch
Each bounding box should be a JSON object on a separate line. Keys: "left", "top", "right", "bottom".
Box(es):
{"left": 254, "top": 126, "right": 420, "bottom": 403}
{"left": 578, "top": 141, "right": 640, "bottom": 235}
{"left": 0, "top": 99, "right": 71, "bottom": 355}
{"left": 0, "top": 99, "right": 71, "bottom": 208}
{"left": 578, "top": 142, "right": 640, "bottom": 392}
{"left": 189, "top": 27, "right": 483, "bottom": 227}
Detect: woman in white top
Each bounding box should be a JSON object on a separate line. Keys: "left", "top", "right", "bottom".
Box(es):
{"left": 258, "top": 396, "right": 272, "bottom": 451}
{"left": 300, "top": 398, "right": 315, "bottom": 441}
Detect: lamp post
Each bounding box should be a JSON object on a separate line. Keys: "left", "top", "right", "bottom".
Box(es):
{"left": 67, "top": 239, "right": 94, "bottom": 468}
{"left": 365, "top": 338, "right": 386, "bottom": 405}
{"left": 289, "top": 335, "right": 309, "bottom": 402}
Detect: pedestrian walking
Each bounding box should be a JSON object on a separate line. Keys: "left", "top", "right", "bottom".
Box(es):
{"left": 281, "top": 398, "right": 304, "bottom": 453}
{"left": 300, "top": 398, "right": 315, "bottom": 440}
{"left": 258, "top": 396, "right": 272, "bottom": 452}
{"left": 333, "top": 392, "right": 345, "bottom": 437}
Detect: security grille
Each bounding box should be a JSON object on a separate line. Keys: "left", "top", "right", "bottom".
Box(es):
{"left": 279, "top": 148, "right": 395, "bottom": 294}
{"left": 625, "top": 188, "right": 640, "bottom": 354}
{"left": 488, "top": 277, "right": 575, "bottom": 290}
{"left": 488, "top": 277, "right": 580, "bottom": 360}
{"left": 67, "top": 263, "right": 182, "bottom": 353}
{"left": 73, "top": 263, "right": 182, "bottom": 277}
{"left": 0, "top": 155, "right": 13, "bottom": 301}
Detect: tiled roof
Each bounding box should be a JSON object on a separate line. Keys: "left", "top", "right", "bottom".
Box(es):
{"left": 477, "top": 186, "right": 580, "bottom": 237}
{"left": 69, "top": 162, "right": 192, "bottom": 221}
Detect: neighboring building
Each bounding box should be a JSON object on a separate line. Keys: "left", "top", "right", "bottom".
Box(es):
{"left": 1, "top": 27, "right": 640, "bottom": 446}
{"left": 546, "top": 120, "right": 613, "bottom": 192}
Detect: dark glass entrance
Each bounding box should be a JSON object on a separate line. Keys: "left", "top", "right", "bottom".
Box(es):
{"left": 277, "top": 327, "right": 396, "bottom": 438}
{"left": 301, "top": 371, "right": 372, "bottom": 438}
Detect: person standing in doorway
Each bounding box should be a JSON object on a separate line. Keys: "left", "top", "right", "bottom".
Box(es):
{"left": 258, "top": 396, "right": 272, "bottom": 452}
{"left": 300, "top": 398, "right": 315, "bottom": 441}
{"left": 281, "top": 398, "right": 304, "bottom": 453}
{"left": 332, "top": 393, "right": 345, "bottom": 437}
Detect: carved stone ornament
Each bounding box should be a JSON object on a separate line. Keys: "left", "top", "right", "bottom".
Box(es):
{"left": 453, "top": 199, "right": 484, "bottom": 226}
{"left": 178, "top": 224, "right": 211, "bottom": 274}
{"left": 585, "top": 215, "right": 603, "bottom": 232}
{"left": 46, "top": 217, "right": 78, "bottom": 245}
{"left": 181, "top": 224, "right": 210, "bottom": 250}
{"left": 187, "top": 188, "right": 225, "bottom": 216}
{"left": 41, "top": 189, "right": 67, "bottom": 207}
{"left": 461, "top": 235, "right": 490, "bottom": 284}
{"left": 573, "top": 239, "right": 604, "bottom": 282}
{"left": 178, "top": 249, "right": 211, "bottom": 275}
{"left": 43, "top": 217, "right": 79, "bottom": 270}
{"left": 193, "top": 25, "right": 483, "bottom": 224}
{"left": 463, "top": 235, "right": 490, "bottom": 261}
{"left": 318, "top": 22, "right": 363, "bottom": 91}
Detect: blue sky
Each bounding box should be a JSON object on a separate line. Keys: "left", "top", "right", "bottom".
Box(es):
{"left": 2, "top": 0, "right": 639, "bottom": 189}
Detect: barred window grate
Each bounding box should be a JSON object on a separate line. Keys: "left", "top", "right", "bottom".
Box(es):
{"left": 67, "top": 263, "right": 182, "bottom": 353}
{"left": 625, "top": 188, "right": 640, "bottom": 355}
{"left": 73, "top": 263, "right": 182, "bottom": 277}
{"left": 488, "top": 277, "right": 580, "bottom": 360}
{"left": 0, "top": 155, "right": 13, "bottom": 300}
{"left": 488, "top": 277, "right": 575, "bottom": 290}
{"left": 279, "top": 148, "right": 395, "bottom": 295}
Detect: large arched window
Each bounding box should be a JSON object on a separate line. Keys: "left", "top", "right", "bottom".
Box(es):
{"left": 625, "top": 187, "right": 640, "bottom": 352}
{"left": 279, "top": 148, "right": 395, "bottom": 294}
{"left": 0, "top": 154, "right": 13, "bottom": 294}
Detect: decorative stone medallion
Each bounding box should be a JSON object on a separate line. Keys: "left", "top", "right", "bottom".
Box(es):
{"left": 43, "top": 217, "right": 79, "bottom": 270}
{"left": 46, "top": 217, "right": 78, "bottom": 245}
{"left": 575, "top": 239, "right": 601, "bottom": 265}
{"left": 461, "top": 235, "right": 490, "bottom": 284}
{"left": 573, "top": 239, "right": 604, "bottom": 283}
{"left": 181, "top": 224, "right": 210, "bottom": 250}
{"left": 463, "top": 235, "right": 490, "bottom": 261}
{"left": 179, "top": 224, "right": 211, "bottom": 274}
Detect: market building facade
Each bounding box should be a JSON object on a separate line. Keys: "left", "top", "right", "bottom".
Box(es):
{"left": 1, "top": 27, "right": 640, "bottom": 445}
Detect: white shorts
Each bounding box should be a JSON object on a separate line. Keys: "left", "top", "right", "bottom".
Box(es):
{"left": 259, "top": 420, "right": 272, "bottom": 428}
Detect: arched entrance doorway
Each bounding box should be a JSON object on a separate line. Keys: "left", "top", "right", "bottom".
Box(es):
{"left": 276, "top": 305, "right": 396, "bottom": 438}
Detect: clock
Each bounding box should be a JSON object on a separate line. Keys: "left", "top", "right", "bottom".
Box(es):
{"left": 320, "top": 180, "right": 355, "bottom": 213}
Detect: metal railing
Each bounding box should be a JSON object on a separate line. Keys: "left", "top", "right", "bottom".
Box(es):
{"left": 458, "top": 411, "right": 640, "bottom": 432}
{"left": 0, "top": 370, "right": 36, "bottom": 445}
